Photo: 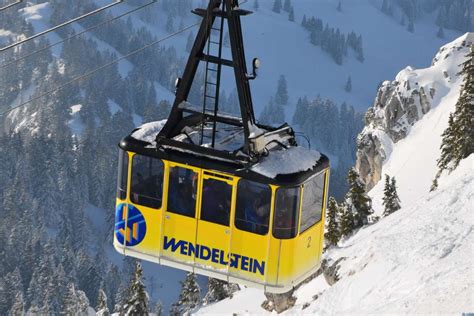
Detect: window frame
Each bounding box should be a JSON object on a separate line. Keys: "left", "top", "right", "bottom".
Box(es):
{"left": 200, "top": 175, "right": 233, "bottom": 227}
{"left": 234, "top": 179, "right": 272, "bottom": 236}
{"left": 129, "top": 154, "right": 165, "bottom": 210}
{"left": 117, "top": 150, "right": 129, "bottom": 200}
{"left": 299, "top": 171, "right": 327, "bottom": 234}
{"left": 166, "top": 165, "right": 199, "bottom": 218}
{"left": 272, "top": 186, "right": 302, "bottom": 240}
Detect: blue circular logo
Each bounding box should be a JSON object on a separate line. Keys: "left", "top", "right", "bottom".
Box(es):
{"left": 115, "top": 204, "right": 146, "bottom": 246}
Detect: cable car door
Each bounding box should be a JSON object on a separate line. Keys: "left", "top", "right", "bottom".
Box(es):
{"left": 162, "top": 163, "right": 200, "bottom": 265}
{"left": 195, "top": 172, "right": 234, "bottom": 273}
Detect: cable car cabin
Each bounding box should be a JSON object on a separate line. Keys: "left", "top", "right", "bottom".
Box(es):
{"left": 113, "top": 0, "right": 330, "bottom": 293}
{"left": 115, "top": 123, "right": 329, "bottom": 293}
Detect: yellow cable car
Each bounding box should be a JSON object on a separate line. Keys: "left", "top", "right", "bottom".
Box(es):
{"left": 114, "top": 0, "right": 330, "bottom": 294}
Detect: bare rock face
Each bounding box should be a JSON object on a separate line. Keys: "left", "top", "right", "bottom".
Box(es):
{"left": 262, "top": 290, "right": 297, "bottom": 314}
{"left": 355, "top": 35, "right": 473, "bottom": 191}
{"left": 321, "top": 257, "right": 346, "bottom": 286}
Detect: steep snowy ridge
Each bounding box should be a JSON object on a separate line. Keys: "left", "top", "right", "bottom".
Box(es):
{"left": 356, "top": 32, "right": 473, "bottom": 190}
{"left": 199, "top": 34, "right": 474, "bottom": 315}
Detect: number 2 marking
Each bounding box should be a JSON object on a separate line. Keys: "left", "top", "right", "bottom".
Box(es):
{"left": 307, "top": 236, "right": 312, "bottom": 248}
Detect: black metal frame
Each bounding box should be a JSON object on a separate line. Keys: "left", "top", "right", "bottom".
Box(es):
{"left": 157, "top": 0, "right": 278, "bottom": 159}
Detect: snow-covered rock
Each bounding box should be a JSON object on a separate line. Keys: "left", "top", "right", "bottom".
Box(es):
{"left": 356, "top": 32, "right": 473, "bottom": 190}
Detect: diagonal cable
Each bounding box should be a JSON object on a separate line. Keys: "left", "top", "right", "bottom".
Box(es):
{"left": 0, "top": 0, "right": 22, "bottom": 12}
{"left": 0, "top": 22, "right": 200, "bottom": 117}
{"left": 0, "top": 0, "right": 157, "bottom": 69}
{"left": 0, "top": 0, "right": 124, "bottom": 53}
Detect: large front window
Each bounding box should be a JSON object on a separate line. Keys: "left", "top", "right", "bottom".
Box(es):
{"left": 273, "top": 187, "right": 301, "bottom": 239}
{"left": 300, "top": 172, "right": 326, "bottom": 233}
{"left": 130, "top": 155, "right": 164, "bottom": 209}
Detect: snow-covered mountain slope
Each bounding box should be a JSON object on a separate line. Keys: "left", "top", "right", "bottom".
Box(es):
{"left": 198, "top": 33, "right": 474, "bottom": 315}
{"left": 357, "top": 32, "right": 473, "bottom": 190}
{"left": 100, "top": 0, "right": 462, "bottom": 113}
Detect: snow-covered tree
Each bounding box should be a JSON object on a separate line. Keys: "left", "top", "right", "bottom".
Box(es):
{"left": 283, "top": 0, "right": 291, "bottom": 12}
{"left": 338, "top": 202, "right": 355, "bottom": 238}
{"left": 337, "top": 1, "right": 342, "bottom": 12}
{"left": 437, "top": 26, "right": 445, "bottom": 39}
{"left": 203, "top": 278, "right": 239, "bottom": 305}
{"left": 153, "top": 301, "right": 163, "bottom": 316}
{"left": 63, "top": 283, "right": 81, "bottom": 315}
{"left": 259, "top": 97, "right": 285, "bottom": 126}
{"left": 382, "top": 175, "right": 401, "bottom": 216}
{"left": 275, "top": 75, "right": 289, "bottom": 106}
{"left": 171, "top": 273, "right": 201, "bottom": 315}
{"left": 432, "top": 45, "right": 474, "bottom": 190}
{"left": 96, "top": 289, "right": 110, "bottom": 316}
{"left": 8, "top": 292, "right": 24, "bottom": 316}
{"left": 288, "top": 7, "right": 295, "bottom": 22}
{"left": 324, "top": 197, "right": 340, "bottom": 247}
{"left": 253, "top": 0, "right": 259, "bottom": 11}
{"left": 346, "top": 168, "right": 373, "bottom": 228}
{"left": 272, "top": 0, "right": 282, "bottom": 13}
{"left": 345, "top": 76, "right": 352, "bottom": 92}
{"left": 123, "top": 262, "right": 149, "bottom": 315}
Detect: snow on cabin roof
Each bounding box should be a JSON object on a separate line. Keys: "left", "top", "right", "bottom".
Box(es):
{"left": 251, "top": 146, "right": 321, "bottom": 178}
{"left": 131, "top": 121, "right": 322, "bottom": 178}
{"left": 131, "top": 120, "right": 167, "bottom": 145}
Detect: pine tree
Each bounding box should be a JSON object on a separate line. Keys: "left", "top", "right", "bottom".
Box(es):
{"left": 302, "top": 15, "right": 307, "bottom": 28}
{"left": 253, "top": 0, "right": 259, "bottom": 11}
{"left": 338, "top": 202, "right": 355, "bottom": 238}
{"left": 345, "top": 76, "right": 352, "bottom": 92}
{"left": 288, "top": 7, "right": 295, "bottom": 22}
{"left": 96, "top": 289, "right": 110, "bottom": 316}
{"left": 382, "top": 175, "right": 401, "bottom": 216}
{"left": 8, "top": 292, "right": 24, "bottom": 316}
{"left": 346, "top": 168, "right": 373, "bottom": 228}
{"left": 275, "top": 75, "right": 289, "bottom": 106}
{"left": 324, "top": 197, "right": 340, "bottom": 247}
{"left": 337, "top": 1, "right": 342, "bottom": 12}
{"left": 407, "top": 19, "right": 415, "bottom": 33}
{"left": 63, "top": 283, "right": 81, "bottom": 315}
{"left": 272, "top": 0, "right": 282, "bottom": 13}
{"left": 283, "top": 0, "right": 291, "bottom": 12}
{"left": 381, "top": 0, "right": 389, "bottom": 14}
{"left": 123, "top": 262, "right": 149, "bottom": 315}
{"left": 432, "top": 45, "right": 474, "bottom": 190}
{"left": 153, "top": 301, "right": 163, "bottom": 316}
{"left": 203, "top": 278, "right": 239, "bottom": 305}
{"left": 437, "top": 26, "right": 445, "bottom": 39}
{"left": 172, "top": 273, "right": 201, "bottom": 315}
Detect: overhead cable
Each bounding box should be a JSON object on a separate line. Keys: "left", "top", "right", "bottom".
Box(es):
{"left": 0, "top": 0, "right": 157, "bottom": 69}
{"left": 0, "top": 0, "right": 22, "bottom": 12}
{"left": 0, "top": 0, "right": 123, "bottom": 53}
{"left": 1, "top": 22, "right": 200, "bottom": 117}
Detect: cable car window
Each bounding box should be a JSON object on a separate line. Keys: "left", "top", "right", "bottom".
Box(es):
{"left": 201, "top": 179, "right": 232, "bottom": 226}
{"left": 273, "top": 187, "right": 301, "bottom": 239}
{"left": 117, "top": 150, "right": 128, "bottom": 200}
{"left": 300, "top": 172, "right": 326, "bottom": 233}
{"left": 235, "top": 180, "right": 271, "bottom": 235}
{"left": 130, "top": 155, "right": 164, "bottom": 209}
{"left": 167, "top": 167, "right": 198, "bottom": 218}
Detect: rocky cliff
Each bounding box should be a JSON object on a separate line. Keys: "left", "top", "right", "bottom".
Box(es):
{"left": 356, "top": 33, "right": 474, "bottom": 190}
